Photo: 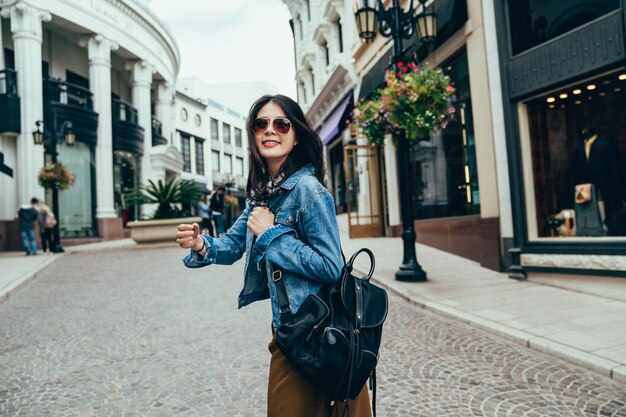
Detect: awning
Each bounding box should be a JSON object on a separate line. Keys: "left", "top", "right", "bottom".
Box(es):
{"left": 358, "top": 49, "right": 392, "bottom": 100}
{"left": 319, "top": 95, "right": 352, "bottom": 145}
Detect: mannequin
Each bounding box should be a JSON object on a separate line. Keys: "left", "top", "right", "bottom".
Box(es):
{"left": 572, "top": 127, "right": 621, "bottom": 235}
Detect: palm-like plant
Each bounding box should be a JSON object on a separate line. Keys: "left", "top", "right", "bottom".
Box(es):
{"left": 124, "top": 178, "right": 202, "bottom": 219}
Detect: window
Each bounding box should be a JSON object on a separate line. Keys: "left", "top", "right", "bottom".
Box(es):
{"left": 337, "top": 21, "right": 343, "bottom": 53}
{"left": 309, "top": 68, "right": 315, "bottom": 94}
{"left": 300, "top": 81, "right": 307, "bottom": 103}
{"left": 235, "top": 157, "right": 244, "bottom": 177}
{"left": 305, "top": 0, "right": 310, "bottom": 20}
{"left": 223, "top": 123, "right": 231, "bottom": 144}
{"left": 210, "top": 118, "right": 219, "bottom": 140}
{"left": 235, "top": 128, "right": 243, "bottom": 147}
{"left": 212, "top": 150, "right": 220, "bottom": 172}
{"left": 224, "top": 154, "right": 232, "bottom": 174}
{"left": 181, "top": 134, "right": 191, "bottom": 173}
{"left": 409, "top": 50, "right": 480, "bottom": 221}
{"left": 195, "top": 139, "right": 205, "bottom": 175}
{"left": 195, "top": 114, "right": 202, "bottom": 126}
{"left": 524, "top": 70, "right": 626, "bottom": 239}
{"left": 507, "top": 0, "right": 619, "bottom": 55}
{"left": 181, "top": 108, "right": 188, "bottom": 121}
{"left": 324, "top": 42, "right": 330, "bottom": 66}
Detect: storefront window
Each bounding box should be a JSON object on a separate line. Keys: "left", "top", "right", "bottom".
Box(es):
{"left": 525, "top": 70, "right": 626, "bottom": 238}
{"left": 410, "top": 50, "right": 480, "bottom": 220}
{"left": 114, "top": 150, "right": 140, "bottom": 227}
{"left": 508, "top": 0, "right": 619, "bottom": 55}
{"left": 57, "top": 142, "right": 95, "bottom": 238}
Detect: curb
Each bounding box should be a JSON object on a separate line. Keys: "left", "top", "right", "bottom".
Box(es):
{"left": 352, "top": 264, "right": 625, "bottom": 382}
{"left": 0, "top": 255, "right": 61, "bottom": 305}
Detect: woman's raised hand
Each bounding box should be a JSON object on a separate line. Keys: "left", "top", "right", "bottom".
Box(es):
{"left": 176, "top": 223, "right": 203, "bottom": 250}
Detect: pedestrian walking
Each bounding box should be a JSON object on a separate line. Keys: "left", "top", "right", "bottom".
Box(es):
{"left": 18, "top": 197, "right": 39, "bottom": 256}
{"left": 37, "top": 200, "right": 56, "bottom": 254}
{"left": 210, "top": 186, "right": 226, "bottom": 237}
{"left": 176, "top": 94, "right": 371, "bottom": 417}
{"left": 198, "top": 193, "right": 214, "bottom": 237}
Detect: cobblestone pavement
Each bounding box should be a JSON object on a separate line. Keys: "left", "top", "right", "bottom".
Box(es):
{"left": 1, "top": 247, "right": 625, "bottom": 417}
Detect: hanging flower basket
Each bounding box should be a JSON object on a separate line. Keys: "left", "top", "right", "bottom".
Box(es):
{"left": 38, "top": 162, "right": 76, "bottom": 190}
{"left": 352, "top": 97, "right": 391, "bottom": 146}
{"left": 354, "top": 62, "right": 456, "bottom": 144}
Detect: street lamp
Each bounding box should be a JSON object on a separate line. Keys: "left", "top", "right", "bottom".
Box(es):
{"left": 32, "top": 119, "right": 75, "bottom": 253}
{"left": 355, "top": 0, "right": 438, "bottom": 282}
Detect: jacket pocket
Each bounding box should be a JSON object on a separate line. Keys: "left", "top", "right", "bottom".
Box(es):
{"left": 274, "top": 206, "right": 299, "bottom": 228}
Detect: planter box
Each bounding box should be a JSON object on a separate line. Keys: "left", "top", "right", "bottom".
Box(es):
{"left": 127, "top": 216, "right": 201, "bottom": 244}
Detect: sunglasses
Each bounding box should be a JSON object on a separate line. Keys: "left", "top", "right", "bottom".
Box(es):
{"left": 253, "top": 117, "right": 292, "bottom": 135}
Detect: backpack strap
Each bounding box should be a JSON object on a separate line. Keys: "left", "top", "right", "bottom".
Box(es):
{"left": 271, "top": 269, "right": 293, "bottom": 323}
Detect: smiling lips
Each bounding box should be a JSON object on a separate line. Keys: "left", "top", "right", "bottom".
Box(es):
{"left": 262, "top": 140, "right": 281, "bottom": 148}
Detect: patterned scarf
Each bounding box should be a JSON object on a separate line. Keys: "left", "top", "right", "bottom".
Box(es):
{"left": 250, "top": 170, "right": 287, "bottom": 207}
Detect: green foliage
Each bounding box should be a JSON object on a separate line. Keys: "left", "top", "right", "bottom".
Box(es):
{"left": 38, "top": 162, "right": 75, "bottom": 190}
{"left": 353, "top": 62, "right": 456, "bottom": 143}
{"left": 124, "top": 178, "right": 202, "bottom": 219}
{"left": 353, "top": 96, "right": 390, "bottom": 146}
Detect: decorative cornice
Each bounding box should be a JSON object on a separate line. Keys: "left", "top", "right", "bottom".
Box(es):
{"left": 312, "top": 23, "right": 331, "bottom": 44}
{"left": 306, "top": 64, "right": 355, "bottom": 126}
{"left": 322, "top": 0, "right": 343, "bottom": 21}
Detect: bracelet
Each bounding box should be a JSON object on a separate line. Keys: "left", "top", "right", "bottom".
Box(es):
{"left": 195, "top": 237, "right": 206, "bottom": 253}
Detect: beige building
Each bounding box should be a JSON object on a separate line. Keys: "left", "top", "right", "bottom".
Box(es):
{"left": 284, "top": 0, "right": 510, "bottom": 271}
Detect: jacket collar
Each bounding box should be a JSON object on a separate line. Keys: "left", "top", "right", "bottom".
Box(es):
{"left": 279, "top": 164, "right": 315, "bottom": 190}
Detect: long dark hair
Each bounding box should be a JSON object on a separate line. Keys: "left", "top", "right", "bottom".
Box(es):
{"left": 245, "top": 94, "right": 326, "bottom": 201}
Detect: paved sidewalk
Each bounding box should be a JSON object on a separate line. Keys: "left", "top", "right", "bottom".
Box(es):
{"left": 336, "top": 215, "right": 626, "bottom": 383}
{"left": 2, "top": 220, "right": 626, "bottom": 383}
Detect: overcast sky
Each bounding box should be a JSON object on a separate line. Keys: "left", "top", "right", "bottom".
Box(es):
{"left": 149, "top": 0, "right": 297, "bottom": 98}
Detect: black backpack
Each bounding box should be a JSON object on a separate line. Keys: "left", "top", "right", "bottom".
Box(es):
{"left": 274, "top": 248, "right": 388, "bottom": 414}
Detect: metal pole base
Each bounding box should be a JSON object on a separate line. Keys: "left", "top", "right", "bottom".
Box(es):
{"left": 395, "top": 264, "right": 427, "bottom": 282}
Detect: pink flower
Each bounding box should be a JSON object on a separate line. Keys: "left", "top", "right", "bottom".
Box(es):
{"left": 397, "top": 62, "right": 404, "bottom": 68}
{"left": 446, "top": 85, "right": 455, "bottom": 93}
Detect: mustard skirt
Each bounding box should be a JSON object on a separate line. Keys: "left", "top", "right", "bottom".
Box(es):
{"left": 267, "top": 336, "right": 372, "bottom": 417}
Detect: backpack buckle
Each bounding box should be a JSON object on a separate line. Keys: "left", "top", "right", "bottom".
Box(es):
{"left": 272, "top": 270, "right": 282, "bottom": 282}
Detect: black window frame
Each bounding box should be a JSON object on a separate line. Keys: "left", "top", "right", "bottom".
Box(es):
{"left": 210, "top": 118, "right": 219, "bottom": 140}
{"left": 223, "top": 122, "right": 231, "bottom": 144}
{"left": 211, "top": 150, "right": 220, "bottom": 172}
{"left": 195, "top": 139, "right": 205, "bottom": 176}
{"left": 181, "top": 134, "right": 191, "bottom": 173}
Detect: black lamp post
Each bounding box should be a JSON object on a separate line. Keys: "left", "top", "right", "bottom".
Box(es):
{"left": 33, "top": 119, "right": 75, "bottom": 253}
{"left": 355, "top": 0, "right": 437, "bottom": 282}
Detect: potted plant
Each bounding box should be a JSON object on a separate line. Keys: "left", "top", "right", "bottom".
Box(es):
{"left": 38, "top": 162, "right": 75, "bottom": 190}
{"left": 354, "top": 62, "right": 456, "bottom": 143}
{"left": 124, "top": 178, "right": 202, "bottom": 244}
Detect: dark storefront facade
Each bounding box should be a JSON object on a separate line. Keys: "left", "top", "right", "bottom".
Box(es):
{"left": 494, "top": 0, "right": 626, "bottom": 277}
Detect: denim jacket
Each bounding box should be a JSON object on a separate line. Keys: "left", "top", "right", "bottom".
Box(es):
{"left": 183, "top": 164, "right": 344, "bottom": 330}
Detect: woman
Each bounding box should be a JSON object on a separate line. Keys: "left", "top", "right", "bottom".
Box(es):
{"left": 198, "top": 193, "right": 214, "bottom": 237}
{"left": 176, "top": 94, "right": 372, "bottom": 416}
{"left": 37, "top": 200, "right": 55, "bottom": 254}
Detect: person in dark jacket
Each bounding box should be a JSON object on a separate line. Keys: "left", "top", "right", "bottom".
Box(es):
{"left": 210, "top": 186, "right": 226, "bottom": 237}
{"left": 18, "top": 197, "right": 39, "bottom": 256}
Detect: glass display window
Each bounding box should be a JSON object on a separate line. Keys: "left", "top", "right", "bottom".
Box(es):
{"left": 409, "top": 49, "right": 480, "bottom": 220}
{"left": 521, "top": 69, "right": 626, "bottom": 240}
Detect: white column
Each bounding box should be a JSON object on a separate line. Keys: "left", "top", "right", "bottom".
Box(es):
{"left": 1, "top": 3, "right": 51, "bottom": 204}
{"left": 129, "top": 60, "right": 153, "bottom": 184}
{"left": 155, "top": 82, "right": 173, "bottom": 146}
{"left": 0, "top": 16, "right": 5, "bottom": 69}
{"left": 384, "top": 134, "right": 401, "bottom": 226}
{"left": 83, "top": 34, "right": 118, "bottom": 219}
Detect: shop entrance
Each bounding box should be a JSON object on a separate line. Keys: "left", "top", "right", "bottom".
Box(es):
{"left": 344, "top": 144, "right": 384, "bottom": 238}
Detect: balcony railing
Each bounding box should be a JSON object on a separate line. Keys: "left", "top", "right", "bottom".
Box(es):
{"left": 44, "top": 79, "right": 93, "bottom": 109}
{"left": 112, "top": 99, "right": 139, "bottom": 124}
{"left": 152, "top": 116, "right": 168, "bottom": 146}
{"left": 0, "top": 69, "right": 18, "bottom": 96}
